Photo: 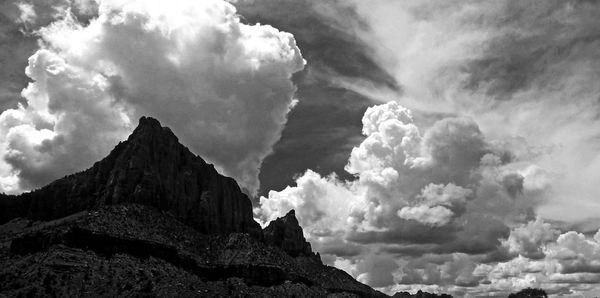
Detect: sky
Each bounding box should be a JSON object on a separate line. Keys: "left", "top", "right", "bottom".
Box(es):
{"left": 2, "top": 0, "right": 600, "bottom": 297}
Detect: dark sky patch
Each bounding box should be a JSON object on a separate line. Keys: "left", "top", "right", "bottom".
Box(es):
{"left": 234, "top": 0, "right": 398, "bottom": 196}
{"left": 0, "top": 3, "right": 34, "bottom": 111}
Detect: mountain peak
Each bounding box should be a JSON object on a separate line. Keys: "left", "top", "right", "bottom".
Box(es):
{"left": 264, "top": 209, "right": 319, "bottom": 260}
{"left": 0, "top": 116, "right": 262, "bottom": 238}
{"left": 138, "top": 115, "right": 160, "bottom": 126}
{"left": 135, "top": 116, "right": 168, "bottom": 133}
{"left": 129, "top": 116, "right": 178, "bottom": 144}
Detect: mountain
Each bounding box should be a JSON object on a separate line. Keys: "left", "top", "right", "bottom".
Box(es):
{"left": 0, "top": 116, "right": 388, "bottom": 297}
{"left": 0, "top": 117, "right": 261, "bottom": 238}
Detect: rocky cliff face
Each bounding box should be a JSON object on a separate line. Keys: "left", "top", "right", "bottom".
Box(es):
{"left": 0, "top": 117, "right": 261, "bottom": 238}
{"left": 0, "top": 116, "right": 389, "bottom": 297}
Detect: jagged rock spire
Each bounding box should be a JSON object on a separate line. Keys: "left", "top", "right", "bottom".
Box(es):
{"left": 263, "top": 209, "right": 319, "bottom": 260}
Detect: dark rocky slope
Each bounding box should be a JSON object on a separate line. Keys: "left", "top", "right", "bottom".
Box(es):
{"left": 0, "top": 117, "right": 389, "bottom": 297}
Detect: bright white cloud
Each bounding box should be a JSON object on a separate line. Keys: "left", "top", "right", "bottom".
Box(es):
{"left": 0, "top": 0, "right": 304, "bottom": 194}
{"left": 397, "top": 183, "right": 472, "bottom": 227}
{"left": 397, "top": 205, "right": 454, "bottom": 227}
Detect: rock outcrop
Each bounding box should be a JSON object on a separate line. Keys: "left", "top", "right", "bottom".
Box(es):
{"left": 0, "top": 117, "right": 261, "bottom": 238}
{"left": 264, "top": 209, "right": 318, "bottom": 259}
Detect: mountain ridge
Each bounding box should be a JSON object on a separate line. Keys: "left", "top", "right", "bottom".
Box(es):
{"left": 0, "top": 116, "right": 393, "bottom": 297}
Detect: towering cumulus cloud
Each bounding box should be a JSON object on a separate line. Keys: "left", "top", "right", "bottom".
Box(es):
{"left": 256, "top": 100, "right": 600, "bottom": 296}
{"left": 0, "top": 0, "right": 304, "bottom": 194}
{"left": 348, "top": 0, "right": 600, "bottom": 223}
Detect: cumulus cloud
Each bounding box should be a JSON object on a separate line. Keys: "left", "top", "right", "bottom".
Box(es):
{"left": 502, "top": 218, "right": 559, "bottom": 260}
{"left": 547, "top": 230, "right": 600, "bottom": 274}
{"left": 397, "top": 205, "right": 454, "bottom": 228}
{"left": 348, "top": 0, "right": 600, "bottom": 223}
{"left": 256, "top": 98, "right": 600, "bottom": 295}
{"left": 257, "top": 169, "right": 359, "bottom": 235}
{"left": 466, "top": 226, "right": 600, "bottom": 296}
{"left": 257, "top": 101, "right": 545, "bottom": 294}
{"left": 0, "top": 48, "right": 130, "bottom": 191}
{"left": 398, "top": 183, "right": 472, "bottom": 227}
{"left": 0, "top": 0, "right": 304, "bottom": 194}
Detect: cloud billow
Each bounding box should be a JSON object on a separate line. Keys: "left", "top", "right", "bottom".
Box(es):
{"left": 0, "top": 0, "right": 305, "bottom": 194}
